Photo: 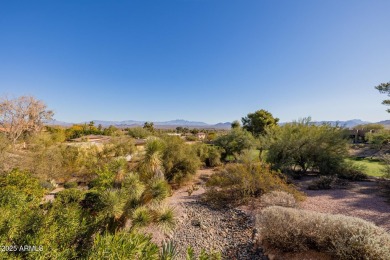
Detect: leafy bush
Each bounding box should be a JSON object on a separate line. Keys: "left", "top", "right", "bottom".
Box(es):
{"left": 204, "top": 162, "right": 303, "bottom": 206}
{"left": 336, "top": 161, "right": 368, "bottom": 181}
{"left": 0, "top": 169, "right": 45, "bottom": 204}
{"left": 127, "top": 127, "right": 152, "bottom": 139}
{"left": 64, "top": 181, "right": 78, "bottom": 189}
{"left": 257, "top": 206, "right": 390, "bottom": 259}
{"left": 56, "top": 188, "right": 85, "bottom": 204}
{"left": 213, "top": 128, "right": 257, "bottom": 161}
{"left": 195, "top": 143, "right": 222, "bottom": 167}
{"left": 162, "top": 136, "right": 201, "bottom": 184}
{"left": 261, "top": 190, "right": 297, "bottom": 208}
{"left": 264, "top": 118, "right": 348, "bottom": 174}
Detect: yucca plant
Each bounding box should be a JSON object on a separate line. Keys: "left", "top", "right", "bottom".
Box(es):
{"left": 142, "top": 179, "right": 171, "bottom": 203}
{"left": 160, "top": 240, "right": 178, "bottom": 260}
{"left": 131, "top": 206, "right": 152, "bottom": 228}
{"left": 150, "top": 203, "right": 176, "bottom": 233}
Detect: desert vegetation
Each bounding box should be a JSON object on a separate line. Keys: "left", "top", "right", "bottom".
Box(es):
{"left": 0, "top": 95, "right": 389, "bottom": 259}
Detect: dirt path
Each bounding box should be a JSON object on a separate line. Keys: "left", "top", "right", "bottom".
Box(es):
{"left": 142, "top": 168, "right": 266, "bottom": 259}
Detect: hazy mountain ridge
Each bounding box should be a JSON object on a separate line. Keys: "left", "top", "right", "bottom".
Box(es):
{"left": 47, "top": 118, "right": 388, "bottom": 129}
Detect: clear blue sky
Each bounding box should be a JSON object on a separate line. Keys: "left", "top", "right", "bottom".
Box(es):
{"left": 0, "top": 0, "right": 389, "bottom": 124}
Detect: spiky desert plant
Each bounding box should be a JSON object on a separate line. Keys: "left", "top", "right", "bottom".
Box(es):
{"left": 142, "top": 178, "right": 171, "bottom": 203}
{"left": 160, "top": 240, "right": 178, "bottom": 260}
{"left": 140, "top": 138, "right": 166, "bottom": 179}
{"left": 87, "top": 232, "right": 159, "bottom": 260}
{"left": 150, "top": 203, "right": 176, "bottom": 233}
{"left": 131, "top": 206, "right": 152, "bottom": 228}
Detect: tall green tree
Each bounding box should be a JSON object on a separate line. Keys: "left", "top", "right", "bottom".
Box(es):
{"left": 143, "top": 122, "right": 155, "bottom": 132}
{"left": 231, "top": 120, "right": 241, "bottom": 129}
{"left": 375, "top": 81, "right": 390, "bottom": 112}
{"left": 242, "top": 109, "right": 279, "bottom": 136}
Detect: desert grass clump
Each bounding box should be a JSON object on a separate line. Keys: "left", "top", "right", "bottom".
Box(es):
{"left": 257, "top": 206, "right": 390, "bottom": 260}
{"left": 261, "top": 190, "right": 297, "bottom": 208}
{"left": 204, "top": 162, "right": 303, "bottom": 207}
{"left": 307, "top": 175, "right": 335, "bottom": 190}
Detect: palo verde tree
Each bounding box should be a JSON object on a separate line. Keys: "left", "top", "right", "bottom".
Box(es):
{"left": 0, "top": 95, "right": 54, "bottom": 145}
{"left": 375, "top": 81, "right": 390, "bottom": 112}
{"left": 242, "top": 109, "right": 279, "bottom": 136}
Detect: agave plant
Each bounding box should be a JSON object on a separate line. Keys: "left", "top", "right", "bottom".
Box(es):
{"left": 160, "top": 240, "right": 178, "bottom": 260}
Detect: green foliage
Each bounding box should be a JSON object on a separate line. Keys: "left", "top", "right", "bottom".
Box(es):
{"left": 353, "top": 123, "right": 385, "bottom": 131}
{"left": 139, "top": 138, "right": 165, "bottom": 180}
{"left": 128, "top": 127, "right": 152, "bottom": 139}
{"left": 366, "top": 129, "right": 390, "bottom": 149}
{"left": 375, "top": 81, "right": 390, "bottom": 113}
{"left": 194, "top": 143, "right": 222, "bottom": 167}
{"left": 204, "top": 161, "right": 303, "bottom": 206}
{"left": 87, "top": 232, "right": 159, "bottom": 260}
{"left": 186, "top": 246, "right": 222, "bottom": 260}
{"left": 152, "top": 204, "right": 176, "bottom": 232}
{"left": 214, "top": 128, "right": 257, "bottom": 161}
{"left": 142, "top": 179, "right": 171, "bottom": 203}
{"left": 265, "top": 118, "right": 348, "bottom": 174}
{"left": 161, "top": 240, "right": 178, "bottom": 260}
{"left": 242, "top": 109, "right": 279, "bottom": 136}
{"left": 64, "top": 181, "right": 78, "bottom": 189}
{"left": 143, "top": 122, "right": 155, "bottom": 133}
{"left": 382, "top": 154, "right": 390, "bottom": 178}
{"left": 257, "top": 206, "right": 390, "bottom": 259}
{"left": 336, "top": 161, "right": 368, "bottom": 181}
{"left": 56, "top": 188, "right": 85, "bottom": 204}
{"left": 89, "top": 167, "right": 116, "bottom": 190}
{"left": 0, "top": 169, "right": 45, "bottom": 204}
{"left": 132, "top": 206, "right": 152, "bottom": 227}
{"left": 162, "top": 136, "right": 201, "bottom": 184}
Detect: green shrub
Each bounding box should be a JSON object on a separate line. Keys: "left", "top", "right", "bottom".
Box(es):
{"left": 264, "top": 118, "right": 348, "bottom": 174}
{"left": 336, "top": 161, "right": 368, "bottom": 181}
{"left": 64, "top": 181, "right": 78, "bottom": 189}
{"left": 56, "top": 188, "right": 85, "bottom": 204}
{"left": 161, "top": 240, "right": 178, "bottom": 260}
{"left": 257, "top": 206, "right": 390, "bottom": 259}
{"left": 204, "top": 162, "right": 303, "bottom": 207}
{"left": 195, "top": 143, "right": 222, "bottom": 167}
{"left": 214, "top": 128, "right": 256, "bottom": 161}
{"left": 87, "top": 232, "right": 159, "bottom": 260}
{"left": 0, "top": 169, "right": 45, "bottom": 204}
{"left": 162, "top": 136, "right": 201, "bottom": 184}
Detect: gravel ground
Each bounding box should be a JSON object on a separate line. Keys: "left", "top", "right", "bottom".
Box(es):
{"left": 297, "top": 178, "right": 390, "bottom": 232}
{"left": 169, "top": 201, "right": 266, "bottom": 260}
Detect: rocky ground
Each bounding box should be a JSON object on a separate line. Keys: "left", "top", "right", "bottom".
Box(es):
{"left": 169, "top": 201, "right": 266, "bottom": 259}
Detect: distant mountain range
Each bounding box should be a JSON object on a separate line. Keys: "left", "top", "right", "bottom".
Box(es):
{"left": 47, "top": 119, "right": 232, "bottom": 129}
{"left": 47, "top": 119, "right": 389, "bottom": 129}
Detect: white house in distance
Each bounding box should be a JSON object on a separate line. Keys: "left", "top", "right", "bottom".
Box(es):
{"left": 196, "top": 132, "right": 206, "bottom": 140}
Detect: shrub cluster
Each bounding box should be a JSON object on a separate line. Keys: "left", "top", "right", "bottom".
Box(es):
{"left": 260, "top": 190, "right": 297, "bottom": 208}
{"left": 204, "top": 162, "right": 303, "bottom": 207}
{"left": 257, "top": 206, "right": 390, "bottom": 260}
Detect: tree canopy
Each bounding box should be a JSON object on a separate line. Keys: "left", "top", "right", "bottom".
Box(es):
{"left": 242, "top": 109, "right": 279, "bottom": 136}
{"left": 375, "top": 81, "right": 390, "bottom": 112}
